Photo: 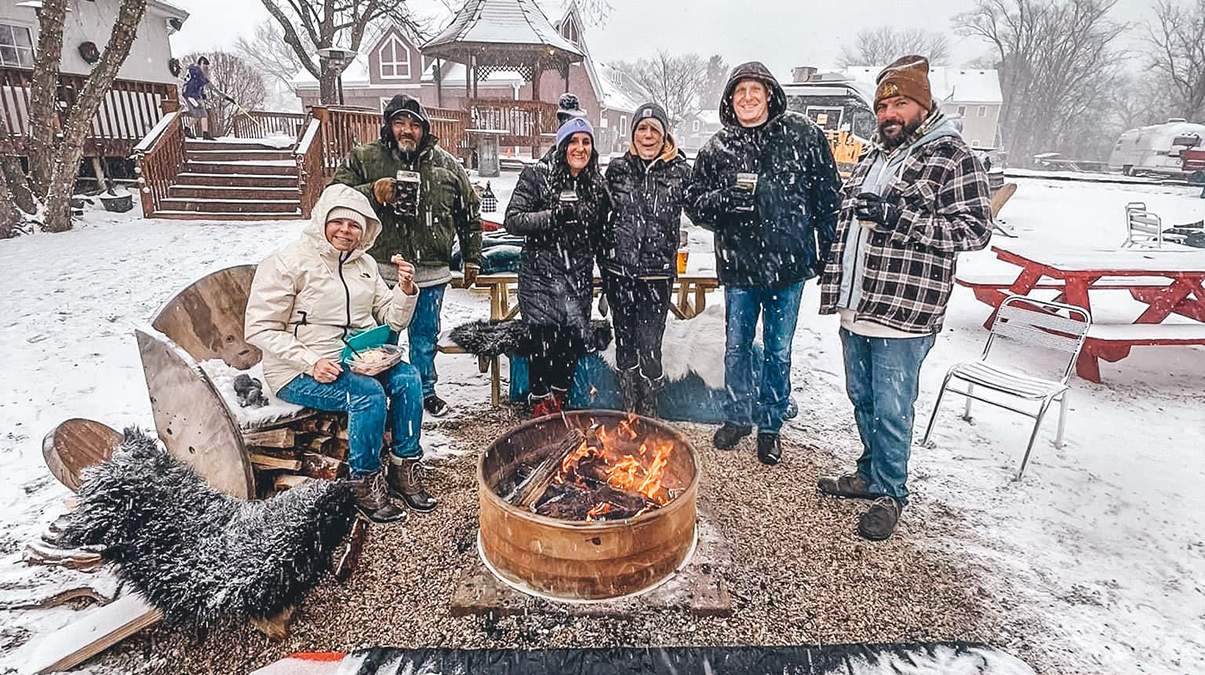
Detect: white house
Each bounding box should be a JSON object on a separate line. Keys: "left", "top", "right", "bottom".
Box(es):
{"left": 841, "top": 65, "right": 1003, "bottom": 149}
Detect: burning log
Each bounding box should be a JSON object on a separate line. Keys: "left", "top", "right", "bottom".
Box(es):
{"left": 506, "top": 428, "right": 586, "bottom": 509}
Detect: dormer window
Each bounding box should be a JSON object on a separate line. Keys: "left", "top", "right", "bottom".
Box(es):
{"left": 378, "top": 34, "right": 411, "bottom": 79}
{"left": 560, "top": 18, "right": 579, "bottom": 45}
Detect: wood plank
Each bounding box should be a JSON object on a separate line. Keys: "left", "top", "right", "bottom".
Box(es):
{"left": 273, "top": 474, "right": 311, "bottom": 491}
{"left": 136, "top": 330, "right": 254, "bottom": 500}
{"left": 42, "top": 419, "right": 122, "bottom": 492}
{"left": 18, "top": 592, "right": 163, "bottom": 675}
{"left": 334, "top": 517, "right": 369, "bottom": 581}
{"left": 150, "top": 265, "right": 262, "bottom": 369}
{"left": 242, "top": 427, "right": 295, "bottom": 448}
{"left": 249, "top": 453, "right": 302, "bottom": 471}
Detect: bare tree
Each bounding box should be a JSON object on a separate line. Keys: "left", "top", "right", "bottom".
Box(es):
{"left": 23, "top": 0, "right": 147, "bottom": 232}
{"left": 234, "top": 20, "right": 311, "bottom": 93}
{"left": 613, "top": 52, "right": 707, "bottom": 122}
{"left": 1145, "top": 0, "right": 1205, "bottom": 122}
{"left": 256, "top": 0, "right": 423, "bottom": 105}
{"left": 956, "top": 0, "right": 1127, "bottom": 163}
{"left": 837, "top": 26, "right": 952, "bottom": 67}
{"left": 183, "top": 51, "right": 268, "bottom": 136}
{"left": 699, "top": 54, "right": 729, "bottom": 111}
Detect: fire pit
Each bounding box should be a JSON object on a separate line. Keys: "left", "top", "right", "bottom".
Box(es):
{"left": 477, "top": 410, "right": 699, "bottom": 601}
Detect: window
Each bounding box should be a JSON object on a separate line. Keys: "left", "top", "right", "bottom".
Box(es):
{"left": 620, "top": 115, "right": 627, "bottom": 136}
{"left": 957, "top": 105, "right": 967, "bottom": 116}
{"left": 692, "top": 119, "right": 700, "bottom": 132}
{"left": 971, "top": 139, "right": 981, "bottom": 147}
{"left": 0, "top": 23, "right": 34, "bottom": 68}
{"left": 977, "top": 105, "right": 987, "bottom": 118}
{"left": 377, "top": 34, "right": 410, "bottom": 79}
{"left": 560, "top": 19, "right": 579, "bottom": 45}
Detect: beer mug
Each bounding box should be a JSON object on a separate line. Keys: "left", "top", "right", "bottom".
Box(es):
{"left": 735, "top": 172, "right": 758, "bottom": 212}
{"left": 676, "top": 249, "right": 690, "bottom": 275}
{"left": 393, "top": 170, "right": 421, "bottom": 217}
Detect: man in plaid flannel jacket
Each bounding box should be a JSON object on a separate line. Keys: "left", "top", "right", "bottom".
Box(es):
{"left": 816, "top": 55, "right": 992, "bottom": 541}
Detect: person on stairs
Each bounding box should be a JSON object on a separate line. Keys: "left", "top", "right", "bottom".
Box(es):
{"left": 816, "top": 56, "right": 992, "bottom": 541}
{"left": 330, "top": 93, "right": 482, "bottom": 419}
{"left": 601, "top": 102, "right": 692, "bottom": 417}
{"left": 245, "top": 184, "right": 437, "bottom": 522}
{"left": 181, "top": 56, "right": 213, "bottom": 140}
{"left": 505, "top": 117, "right": 610, "bottom": 418}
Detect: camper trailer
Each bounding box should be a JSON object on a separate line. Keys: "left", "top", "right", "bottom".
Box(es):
{"left": 1108, "top": 120, "right": 1205, "bottom": 180}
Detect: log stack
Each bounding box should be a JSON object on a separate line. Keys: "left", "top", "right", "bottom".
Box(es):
{"left": 243, "top": 412, "right": 355, "bottom": 497}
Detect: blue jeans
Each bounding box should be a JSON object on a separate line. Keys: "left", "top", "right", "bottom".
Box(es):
{"left": 408, "top": 284, "right": 446, "bottom": 398}
{"left": 724, "top": 281, "right": 805, "bottom": 433}
{"left": 277, "top": 364, "right": 423, "bottom": 477}
{"left": 839, "top": 329, "right": 936, "bottom": 505}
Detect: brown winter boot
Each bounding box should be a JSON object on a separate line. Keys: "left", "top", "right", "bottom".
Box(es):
{"left": 347, "top": 471, "right": 405, "bottom": 523}
{"left": 386, "top": 456, "right": 437, "bottom": 513}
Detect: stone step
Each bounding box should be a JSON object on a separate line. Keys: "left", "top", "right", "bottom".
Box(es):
{"left": 173, "top": 172, "right": 298, "bottom": 187}
{"left": 185, "top": 161, "right": 296, "bottom": 176}
{"left": 168, "top": 184, "right": 299, "bottom": 200}
{"left": 151, "top": 210, "right": 306, "bottom": 221}
{"left": 158, "top": 197, "right": 301, "bottom": 214}
{"left": 187, "top": 149, "right": 295, "bottom": 162}
{"left": 183, "top": 139, "right": 295, "bottom": 152}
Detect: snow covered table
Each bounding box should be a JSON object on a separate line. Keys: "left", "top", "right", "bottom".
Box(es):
{"left": 961, "top": 243, "right": 1205, "bottom": 382}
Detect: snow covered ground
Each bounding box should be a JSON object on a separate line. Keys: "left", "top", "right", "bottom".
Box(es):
{"left": 1, "top": 175, "right": 1204, "bottom": 673}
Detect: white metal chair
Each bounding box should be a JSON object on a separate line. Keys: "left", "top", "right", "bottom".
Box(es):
{"left": 1123, "top": 202, "right": 1186, "bottom": 248}
{"left": 922, "top": 295, "right": 1092, "bottom": 480}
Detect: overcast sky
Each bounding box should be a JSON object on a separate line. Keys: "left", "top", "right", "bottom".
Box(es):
{"left": 168, "top": 0, "right": 1161, "bottom": 80}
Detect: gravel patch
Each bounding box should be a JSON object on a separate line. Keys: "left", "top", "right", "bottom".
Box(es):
{"left": 95, "top": 406, "right": 1004, "bottom": 674}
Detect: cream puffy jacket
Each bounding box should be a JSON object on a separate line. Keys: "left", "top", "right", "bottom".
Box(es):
{"left": 245, "top": 185, "right": 417, "bottom": 393}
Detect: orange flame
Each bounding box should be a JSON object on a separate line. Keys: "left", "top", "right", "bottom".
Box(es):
{"left": 551, "top": 420, "right": 677, "bottom": 513}
{"left": 585, "top": 502, "right": 612, "bottom": 521}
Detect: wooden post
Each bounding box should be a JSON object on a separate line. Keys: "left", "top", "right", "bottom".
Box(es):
{"left": 89, "top": 156, "right": 107, "bottom": 188}
{"left": 562, "top": 62, "right": 570, "bottom": 93}
{"left": 471, "top": 55, "right": 479, "bottom": 99}
{"left": 435, "top": 58, "right": 443, "bottom": 108}
{"left": 531, "top": 61, "right": 543, "bottom": 158}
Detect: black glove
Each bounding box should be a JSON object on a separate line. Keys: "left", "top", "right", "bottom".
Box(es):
{"left": 554, "top": 199, "right": 580, "bottom": 226}
{"left": 853, "top": 192, "right": 902, "bottom": 230}
{"left": 719, "top": 185, "right": 755, "bottom": 211}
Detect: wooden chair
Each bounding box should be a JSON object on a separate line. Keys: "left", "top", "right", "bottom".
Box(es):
{"left": 921, "top": 295, "right": 1092, "bottom": 480}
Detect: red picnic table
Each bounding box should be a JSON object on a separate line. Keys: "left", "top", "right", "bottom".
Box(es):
{"left": 957, "top": 243, "right": 1205, "bottom": 382}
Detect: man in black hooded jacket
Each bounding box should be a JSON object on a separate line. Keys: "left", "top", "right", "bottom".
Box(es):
{"left": 687, "top": 61, "right": 842, "bottom": 465}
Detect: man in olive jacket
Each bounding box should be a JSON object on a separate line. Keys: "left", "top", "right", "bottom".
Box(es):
{"left": 331, "top": 93, "right": 482, "bottom": 417}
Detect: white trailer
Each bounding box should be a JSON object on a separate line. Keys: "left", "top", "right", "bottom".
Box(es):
{"left": 1108, "top": 120, "right": 1205, "bottom": 177}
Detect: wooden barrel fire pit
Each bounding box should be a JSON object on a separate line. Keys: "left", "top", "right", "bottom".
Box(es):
{"left": 477, "top": 410, "right": 699, "bottom": 601}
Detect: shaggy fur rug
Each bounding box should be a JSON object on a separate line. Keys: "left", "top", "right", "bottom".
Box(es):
{"left": 449, "top": 319, "right": 613, "bottom": 357}
{"left": 61, "top": 428, "right": 354, "bottom": 631}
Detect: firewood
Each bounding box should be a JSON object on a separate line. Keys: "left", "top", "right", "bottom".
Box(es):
{"left": 249, "top": 453, "right": 302, "bottom": 471}
{"left": 241, "top": 428, "right": 294, "bottom": 448}
{"left": 508, "top": 429, "right": 586, "bottom": 510}
{"left": 301, "top": 452, "right": 343, "bottom": 480}
{"left": 322, "top": 439, "right": 348, "bottom": 461}
{"left": 273, "top": 475, "right": 311, "bottom": 491}
{"left": 306, "top": 435, "right": 332, "bottom": 451}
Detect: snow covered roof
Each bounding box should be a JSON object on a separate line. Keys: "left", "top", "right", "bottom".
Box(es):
{"left": 595, "top": 62, "right": 648, "bottom": 114}
{"left": 423, "top": 0, "right": 584, "bottom": 61}
{"left": 698, "top": 110, "right": 720, "bottom": 126}
{"left": 291, "top": 53, "right": 372, "bottom": 88}
{"left": 842, "top": 66, "right": 1002, "bottom": 105}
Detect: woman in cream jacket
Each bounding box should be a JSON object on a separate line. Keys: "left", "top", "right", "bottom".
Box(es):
{"left": 245, "top": 184, "right": 433, "bottom": 523}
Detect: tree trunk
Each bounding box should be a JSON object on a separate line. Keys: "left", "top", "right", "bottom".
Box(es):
{"left": 0, "top": 115, "right": 36, "bottom": 213}
{"left": 26, "top": 0, "right": 68, "bottom": 198}
{"left": 38, "top": 0, "right": 149, "bottom": 233}
{"left": 0, "top": 164, "right": 22, "bottom": 239}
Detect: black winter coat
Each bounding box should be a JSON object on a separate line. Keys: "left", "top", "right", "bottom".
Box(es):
{"left": 504, "top": 150, "right": 610, "bottom": 332}
{"left": 687, "top": 61, "right": 842, "bottom": 288}
{"left": 601, "top": 150, "right": 692, "bottom": 278}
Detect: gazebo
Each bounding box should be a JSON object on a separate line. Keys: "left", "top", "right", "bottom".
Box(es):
{"left": 421, "top": 0, "right": 586, "bottom": 156}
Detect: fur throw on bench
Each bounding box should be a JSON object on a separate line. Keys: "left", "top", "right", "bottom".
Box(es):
{"left": 449, "top": 319, "right": 613, "bottom": 357}
{"left": 61, "top": 428, "right": 354, "bottom": 631}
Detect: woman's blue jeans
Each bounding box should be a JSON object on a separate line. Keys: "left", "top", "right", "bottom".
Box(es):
{"left": 277, "top": 363, "right": 423, "bottom": 477}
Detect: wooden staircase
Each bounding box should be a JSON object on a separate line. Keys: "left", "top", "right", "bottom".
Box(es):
{"left": 152, "top": 140, "right": 304, "bottom": 221}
